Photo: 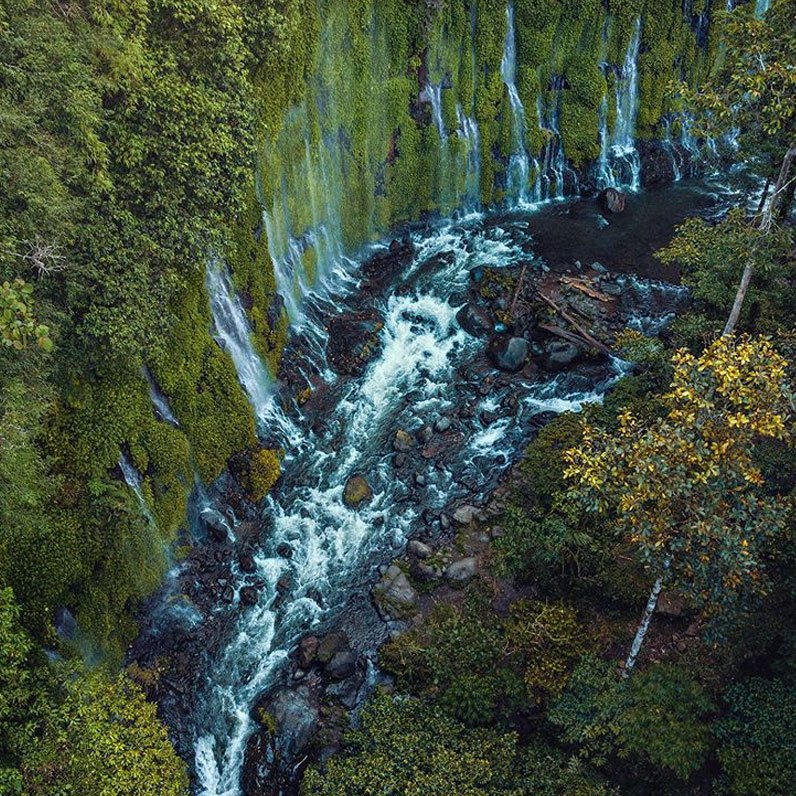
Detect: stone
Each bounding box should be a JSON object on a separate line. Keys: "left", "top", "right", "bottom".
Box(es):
{"left": 204, "top": 514, "right": 229, "bottom": 543}
{"left": 296, "top": 636, "right": 319, "bottom": 669}
{"left": 435, "top": 417, "right": 452, "bottom": 433}
{"left": 326, "top": 669, "right": 366, "bottom": 710}
{"left": 408, "top": 540, "right": 433, "bottom": 559}
{"left": 445, "top": 557, "right": 478, "bottom": 585}
{"left": 326, "top": 649, "right": 357, "bottom": 680}
{"left": 418, "top": 425, "right": 434, "bottom": 443}
{"left": 601, "top": 281, "right": 622, "bottom": 297}
{"left": 276, "top": 543, "right": 293, "bottom": 559}
{"left": 600, "top": 187, "right": 626, "bottom": 214}
{"left": 240, "top": 586, "right": 259, "bottom": 607}
{"left": 373, "top": 565, "right": 418, "bottom": 619}
{"left": 487, "top": 335, "right": 529, "bottom": 372}
{"left": 326, "top": 310, "right": 384, "bottom": 376}
{"left": 239, "top": 553, "right": 256, "bottom": 574}
{"left": 263, "top": 686, "right": 318, "bottom": 760}
{"left": 592, "top": 261, "right": 608, "bottom": 274}
{"left": 455, "top": 303, "right": 493, "bottom": 337}
{"left": 414, "top": 473, "right": 426, "bottom": 486}
{"left": 343, "top": 475, "right": 372, "bottom": 507}
{"left": 469, "top": 265, "right": 485, "bottom": 283}
{"left": 316, "top": 631, "right": 350, "bottom": 664}
{"left": 545, "top": 341, "right": 580, "bottom": 370}
{"left": 393, "top": 429, "right": 415, "bottom": 452}
{"left": 453, "top": 505, "right": 478, "bottom": 525}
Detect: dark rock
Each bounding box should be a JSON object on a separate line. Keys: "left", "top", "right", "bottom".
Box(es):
{"left": 221, "top": 585, "right": 235, "bottom": 603}
{"left": 447, "top": 291, "right": 469, "bottom": 307}
{"left": 487, "top": 336, "right": 529, "bottom": 372}
{"left": 242, "top": 731, "right": 277, "bottom": 796}
{"left": 418, "top": 425, "right": 434, "bottom": 443}
{"left": 326, "top": 311, "right": 383, "bottom": 376}
{"left": 276, "top": 575, "right": 291, "bottom": 593}
{"left": 276, "top": 543, "right": 293, "bottom": 559}
{"left": 545, "top": 341, "right": 580, "bottom": 370}
{"left": 361, "top": 239, "right": 414, "bottom": 289}
{"left": 296, "top": 636, "right": 319, "bottom": 669}
{"left": 204, "top": 515, "right": 229, "bottom": 543}
{"left": 240, "top": 586, "right": 259, "bottom": 607}
{"left": 469, "top": 265, "right": 485, "bottom": 283}
{"left": 456, "top": 303, "right": 493, "bottom": 337}
{"left": 394, "top": 452, "right": 407, "bottom": 468}
{"left": 316, "top": 631, "right": 350, "bottom": 664}
{"left": 343, "top": 475, "right": 372, "bottom": 507}
{"left": 600, "top": 187, "right": 627, "bottom": 214}
{"left": 445, "top": 557, "right": 479, "bottom": 585}
{"left": 262, "top": 686, "right": 318, "bottom": 761}
{"left": 326, "top": 669, "right": 366, "bottom": 710}
{"left": 239, "top": 554, "right": 256, "bottom": 574}
{"left": 408, "top": 540, "right": 433, "bottom": 559}
{"left": 434, "top": 417, "right": 452, "bottom": 433}
{"left": 326, "top": 649, "right": 357, "bottom": 680}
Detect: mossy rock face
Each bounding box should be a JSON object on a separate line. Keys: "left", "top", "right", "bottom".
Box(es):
{"left": 343, "top": 475, "right": 372, "bottom": 507}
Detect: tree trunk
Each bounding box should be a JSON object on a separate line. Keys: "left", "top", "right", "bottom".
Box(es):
{"left": 723, "top": 145, "right": 796, "bottom": 337}
{"left": 623, "top": 559, "right": 670, "bottom": 677}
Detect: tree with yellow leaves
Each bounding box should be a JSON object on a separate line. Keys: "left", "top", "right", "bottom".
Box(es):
{"left": 564, "top": 336, "right": 792, "bottom": 675}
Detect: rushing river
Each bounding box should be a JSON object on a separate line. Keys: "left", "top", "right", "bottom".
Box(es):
{"left": 134, "top": 176, "right": 742, "bottom": 796}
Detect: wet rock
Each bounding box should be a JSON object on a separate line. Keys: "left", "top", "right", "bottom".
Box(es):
{"left": 600, "top": 187, "right": 627, "bottom": 214}
{"left": 361, "top": 239, "right": 415, "bottom": 289}
{"left": 469, "top": 265, "right": 485, "bottom": 283}
{"left": 276, "top": 575, "right": 291, "bottom": 594}
{"left": 239, "top": 553, "right": 256, "bottom": 574}
{"left": 373, "top": 564, "right": 418, "bottom": 620}
{"left": 414, "top": 473, "right": 426, "bottom": 486}
{"left": 435, "top": 416, "right": 452, "bottom": 433}
{"left": 221, "top": 585, "right": 235, "bottom": 604}
{"left": 447, "top": 291, "right": 469, "bottom": 307}
{"left": 445, "top": 557, "right": 478, "bottom": 585}
{"left": 408, "top": 540, "right": 433, "bottom": 559}
{"left": 592, "top": 261, "right": 608, "bottom": 274}
{"left": 394, "top": 452, "right": 407, "bottom": 468}
{"left": 343, "top": 475, "right": 372, "bottom": 507}
{"left": 453, "top": 505, "right": 479, "bottom": 525}
{"left": 326, "top": 310, "right": 383, "bottom": 376}
{"left": 326, "top": 669, "right": 366, "bottom": 710}
{"left": 276, "top": 543, "right": 293, "bottom": 559}
{"left": 260, "top": 686, "right": 318, "bottom": 762}
{"left": 545, "top": 340, "right": 580, "bottom": 370}
{"left": 456, "top": 303, "right": 493, "bottom": 337}
{"left": 393, "top": 429, "right": 415, "bottom": 452}
{"left": 440, "top": 513, "right": 451, "bottom": 531}
{"left": 242, "top": 730, "right": 277, "bottom": 796}
{"left": 240, "top": 586, "right": 259, "bottom": 607}
{"left": 487, "top": 336, "right": 529, "bottom": 372}
{"left": 326, "top": 649, "right": 357, "bottom": 680}
{"left": 601, "top": 281, "right": 623, "bottom": 297}
{"left": 418, "top": 425, "right": 434, "bottom": 443}
{"left": 204, "top": 515, "right": 229, "bottom": 543}
{"left": 317, "top": 631, "right": 350, "bottom": 664}
{"left": 297, "top": 636, "right": 319, "bottom": 669}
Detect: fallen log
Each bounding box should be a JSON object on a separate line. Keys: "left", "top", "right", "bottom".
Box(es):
{"left": 559, "top": 276, "right": 612, "bottom": 302}
{"left": 537, "top": 292, "right": 612, "bottom": 355}
{"left": 538, "top": 322, "right": 594, "bottom": 350}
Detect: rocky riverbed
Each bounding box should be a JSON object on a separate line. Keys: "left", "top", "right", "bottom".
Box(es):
{"left": 130, "top": 179, "right": 735, "bottom": 796}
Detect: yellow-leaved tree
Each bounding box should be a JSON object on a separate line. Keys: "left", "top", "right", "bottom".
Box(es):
{"left": 564, "top": 335, "right": 792, "bottom": 675}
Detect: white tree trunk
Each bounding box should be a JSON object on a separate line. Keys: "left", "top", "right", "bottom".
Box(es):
{"left": 623, "top": 563, "right": 669, "bottom": 677}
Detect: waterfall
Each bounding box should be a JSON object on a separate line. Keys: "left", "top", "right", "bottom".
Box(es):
{"left": 536, "top": 89, "right": 567, "bottom": 201}
{"left": 501, "top": 2, "right": 533, "bottom": 205}
{"left": 755, "top": 0, "right": 770, "bottom": 16}
{"left": 205, "top": 260, "right": 273, "bottom": 428}
{"left": 456, "top": 104, "right": 481, "bottom": 210}
{"left": 661, "top": 117, "right": 684, "bottom": 181}
{"left": 143, "top": 366, "right": 179, "bottom": 426}
{"left": 597, "top": 18, "right": 642, "bottom": 191}
{"left": 205, "top": 260, "right": 305, "bottom": 450}
{"left": 119, "top": 451, "right": 157, "bottom": 528}
{"left": 423, "top": 82, "right": 456, "bottom": 212}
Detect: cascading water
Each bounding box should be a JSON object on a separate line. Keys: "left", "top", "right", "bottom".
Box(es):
{"left": 501, "top": 2, "right": 534, "bottom": 205}
{"left": 143, "top": 365, "right": 179, "bottom": 426}
{"left": 755, "top": 0, "right": 770, "bottom": 17}
{"left": 119, "top": 451, "right": 158, "bottom": 528}
{"left": 163, "top": 206, "right": 698, "bottom": 796}
{"left": 536, "top": 88, "right": 568, "bottom": 201}
{"left": 456, "top": 105, "right": 482, "bottom": 210}
{"left": 597, "top": 18, "right": 643, "bottom": 191}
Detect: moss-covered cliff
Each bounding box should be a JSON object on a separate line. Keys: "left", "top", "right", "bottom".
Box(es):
{"left": 0, "top": 0, "right": 722, "bottom": 660}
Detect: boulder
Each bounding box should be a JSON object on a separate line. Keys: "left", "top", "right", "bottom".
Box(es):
{"left": 487, "top": 335, "right": 529, "bottom": 372}
{"left": 455, "top": 303, "right": 493, "bottom": 337}
{"left": 445, "top": 557, "right": 478, "bottom": 585}
{"left": 316, "top": 631, "right": 350, "bottom": 664}
{"left": 262, "top": 686, "right": 318, "bottom": 760}
{"left": 296, "top": 635, "right": 319, "bottom": 669}
{"left": 408, "top": 540, "right": 433, "bottom": 559}
{"left": 545, "top": 341, "right": 580, "bottom": 370}
{"left": 240, "top": 586, "right": 259, "bottom": 607}
{"left": 453, "top": 505, "right": 479, "bottom": 525}
{"left": 373, "top": 564, "right": 418, "bottom": 620}
{"left": 434, "top": 416, "right": 452, "bottom": 433}
{"left": 326, "top": 310, "right": 384, "bottom": 376}
{"left": 600, "top": 187, "right": 627, "bottom": 214}
{"left": 393, "top": 429, "right": 415, "bottom": 452}
{"left": 326, "top": 649, "right": 357, "bottom": 680}
{"left": 239, "top": 553, "right": 256, "bottom": 574}
{"left": 343, "top": 475, "right": 372, "bottom": 507}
